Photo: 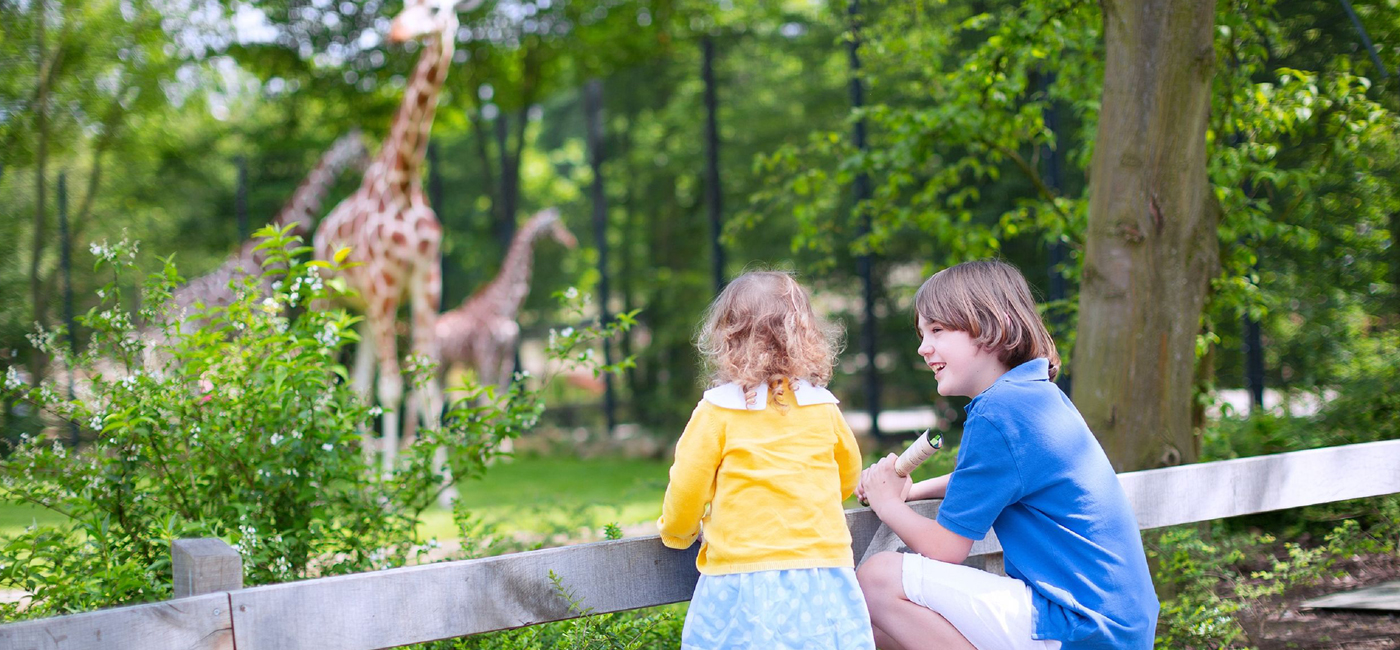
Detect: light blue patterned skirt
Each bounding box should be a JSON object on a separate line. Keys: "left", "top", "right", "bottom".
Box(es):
{"left": 681, "top": 567, "right": 875, "bottom": 650}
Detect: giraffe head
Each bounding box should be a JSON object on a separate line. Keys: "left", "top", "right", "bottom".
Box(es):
{"left": 389, "top": 0, "right": 479, "bottom": 43}
{"left": 527, "top": 207, "right": 577, "bottom": 249}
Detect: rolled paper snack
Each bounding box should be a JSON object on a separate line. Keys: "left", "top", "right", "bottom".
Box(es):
{"left": 894, "top": 430, "right": 943, "bottom": 478}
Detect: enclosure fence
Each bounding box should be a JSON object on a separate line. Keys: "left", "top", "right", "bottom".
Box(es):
{"left": 3, "top": 439, "right": 1399, "bottom": 650}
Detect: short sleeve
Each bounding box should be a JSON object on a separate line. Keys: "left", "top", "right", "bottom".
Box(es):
{"left": 936, "top": 414, "right": 1024, "bottom": 540}
{"left": 657, "top": 401, "right": 726, "bottom": 549}
{"left": 832, "top": 406, "right": 862, "bottom": 499}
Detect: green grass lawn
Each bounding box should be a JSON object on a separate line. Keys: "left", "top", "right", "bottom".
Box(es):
{"left": 417, "top": 454, "right": 674, "bottom": 542}
{"left": 0, "top": 501, "right": 65, "bottom": 535}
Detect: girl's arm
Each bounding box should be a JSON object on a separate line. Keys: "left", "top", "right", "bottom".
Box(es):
{"left": 832, "top": 407, "right": 863, "bottom": 499}
{"left": 657, "top": 403, "right": 725, "bottom": 549}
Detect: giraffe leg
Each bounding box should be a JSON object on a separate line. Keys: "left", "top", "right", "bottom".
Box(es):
{"left": 495, "top": 342, "right": 516, "bottom": 456}
{"left": 409, "top": 263, "right": 451, "bottom": 503}
{"left": 352, "top": 322, "right": 378, "bottom": 467}
{"left": 367, "top": 305, "right": 402, "bottom": 476}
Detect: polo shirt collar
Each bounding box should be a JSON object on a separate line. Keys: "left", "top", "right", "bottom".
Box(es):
{"left": 703, "top": 379, "right": 840, "bottom": 411}
{"left": 1000, "top": 358, "right": 1050, "bottom": 384}
{"left": 967, "top": 358, "right": 1050, "bottom": 410}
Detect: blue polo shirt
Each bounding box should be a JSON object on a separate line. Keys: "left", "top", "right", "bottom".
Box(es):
{"left": 936, "top": 358, "right": 1159, "bottom": 649}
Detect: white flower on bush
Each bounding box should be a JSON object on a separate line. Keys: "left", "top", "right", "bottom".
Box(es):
{"left": 89, "top": 241, "right": 113, "bottom": 262}
{"left": 315, "top": 322, "right": 340, "bottom": 348}
{"left": 368, "top": 406, "right": 382, "bottom": 417}
{"left": 322, "top": 443, "right": 334, "bottom": 452}
{"left": 26, "top": 327, "right": 58, "bottom": 354}
{"left": 4, "top": 366, "right": 23, "bottom": 390}
{"left": 564, "top": 287, "right": 579, "bottom": 300}
{"left": 269, "top": 433, "right": 284, "bottom": 445}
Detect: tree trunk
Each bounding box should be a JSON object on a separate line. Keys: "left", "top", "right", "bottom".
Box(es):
{"left": 1074, "top": 0, "right": 1221, "bottom": 471}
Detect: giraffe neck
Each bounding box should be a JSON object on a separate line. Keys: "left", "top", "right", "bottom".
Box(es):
{"left": 273, "top": 132, "right": 367, "bottom": 238}
{"left": 373, "top": 22, "right": 455, "bottom": 199}
{"left": 477, "top": 222, "right": 549, "bottom": 317}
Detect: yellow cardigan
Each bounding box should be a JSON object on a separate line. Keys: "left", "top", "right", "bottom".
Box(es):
{"left": 658, "top": 380, "right": 863, "bottom": 575}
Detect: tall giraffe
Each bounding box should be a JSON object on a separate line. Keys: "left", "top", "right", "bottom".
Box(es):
{"left": 436, "top": 208, "right": 577, "bottom": 388}
{"left": 173, "top": 130, "right": 369, "bottom": 317}
{"left": 314, "top": 0, "right": 466, "bottom": 473}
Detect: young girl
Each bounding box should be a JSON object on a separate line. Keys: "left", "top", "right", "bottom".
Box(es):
{"left": 659, "top": 271, "right": 874, "bottom": 650}
{"left": 855, "top": 260, "right": 1158, "bottom": 650}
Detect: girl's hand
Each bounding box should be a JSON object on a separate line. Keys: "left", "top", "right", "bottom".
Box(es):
{"left": 862, "top": 454, "right": 911, "bottom": 514}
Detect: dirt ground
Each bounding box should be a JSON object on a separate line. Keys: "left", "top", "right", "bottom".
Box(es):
{"left": 1235, "top": 552, "right": 1400, "bottom": 649}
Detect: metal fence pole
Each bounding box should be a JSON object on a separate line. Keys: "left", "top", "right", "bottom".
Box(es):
{"left": 849, "top": 0, "right": 882, "bottom": 437}
{"left": 585, "top": 78, "right": 617, "bottom": 433}
{"left": 702, "top": 36, "right": 726, "bottom": 296}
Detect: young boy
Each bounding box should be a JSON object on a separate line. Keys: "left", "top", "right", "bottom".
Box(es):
{"left": 855, "top": 260, "right": 1158, "bottom": 650}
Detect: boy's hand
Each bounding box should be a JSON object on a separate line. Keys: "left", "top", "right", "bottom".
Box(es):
{"left": 860, "top": 454, "right": 911, "bottom": 513}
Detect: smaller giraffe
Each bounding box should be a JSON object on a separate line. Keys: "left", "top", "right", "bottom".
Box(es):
{"left": 436, "top": 208, "right": 577, "bottom": 388}
{"left": 173, "top": 131, "right": 369, "bottom": 318}
{"left": 433, "top": 208, "right": 574, "bottom": 466}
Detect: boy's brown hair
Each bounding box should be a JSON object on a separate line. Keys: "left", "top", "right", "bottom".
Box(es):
{"left": 914, "top": 260, "right": 1061, "bottom": 381}
{"left": 697, "top": 271, "right": 843, "bottom": 403}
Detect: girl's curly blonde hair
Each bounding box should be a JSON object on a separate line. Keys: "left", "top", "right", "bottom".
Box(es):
{"left": 696, "top": 271, "right": 843, "bottom": 406}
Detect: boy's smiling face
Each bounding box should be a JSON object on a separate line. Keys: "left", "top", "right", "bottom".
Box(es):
{"left": 916, "top": 315, "right": 1010, "bottom": 398}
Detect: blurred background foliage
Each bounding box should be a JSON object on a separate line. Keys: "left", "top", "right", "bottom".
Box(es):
{"left": 1, "top": 0, "right": 1396, "bottom": 448}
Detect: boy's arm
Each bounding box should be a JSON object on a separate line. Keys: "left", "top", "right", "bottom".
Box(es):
{"left": 855, "top": 464, "right": 948, "bottom": 503}
{"left": 864, "top": 454, "right": 973, "bottom": 564}
{"left": 657, "top": 403, "right": 725, "bottom": 549}
{"left": 907, "top": 473, "right": 951, "bottom": 501}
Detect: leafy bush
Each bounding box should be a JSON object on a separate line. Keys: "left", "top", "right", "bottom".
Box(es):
{"left": 0, "top": 227, "right": 632, "bottom": 621}
{"left": 1149, "top": 511, "right": 1399, "bottom": 649}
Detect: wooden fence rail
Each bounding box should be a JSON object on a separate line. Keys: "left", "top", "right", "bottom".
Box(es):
{"left": 4, "top": 439, "right": 1400, "bottom": 650}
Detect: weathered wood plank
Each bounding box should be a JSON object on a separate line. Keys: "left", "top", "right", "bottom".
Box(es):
{"left": 0, "top": 593, "right": 232, "bottom": 650}
{"left": 225, "top": 504, "right": 1000, "bottom": 650}
{"left": 227, "top": 538, "right": 701, "bottom": 650}
{"left": 1119, "top": 439, "right": 1400, "bottom": 529}
{"left": 1301, "top": 580, "right": 1400, "bottom": 612}
{"left": 172, "top": 538, "right": 242, "bottom": 599}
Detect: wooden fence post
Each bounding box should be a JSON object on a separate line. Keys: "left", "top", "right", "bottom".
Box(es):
{"left": 172, "top": 538, "right": 243, "bottom": 599}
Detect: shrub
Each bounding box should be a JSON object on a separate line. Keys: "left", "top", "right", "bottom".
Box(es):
{"left": 0, "top": 227, "right": 633, "bottom": 621}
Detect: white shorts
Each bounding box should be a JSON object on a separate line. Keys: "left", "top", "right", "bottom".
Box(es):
{"left": 901, "top": 553, "right": 1062, "bottom": 650}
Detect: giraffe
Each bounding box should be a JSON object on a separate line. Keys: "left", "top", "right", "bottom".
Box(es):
{"left": 435, "top": 208, "right": 577, "bottom": 389}
{"left": 313, "top": 0, "right": 469, "bottom": 474}
{"left": 173, "top": 130, "right": 369, "bottom": 318}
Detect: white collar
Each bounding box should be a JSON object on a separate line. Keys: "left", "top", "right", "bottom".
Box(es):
{"left": 702, "top": 379, "right": 840, "bottom": 411}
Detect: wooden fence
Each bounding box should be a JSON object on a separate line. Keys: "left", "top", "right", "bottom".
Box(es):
{"left": 3, "top": 439, "right": 1400, "bottom": 650}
